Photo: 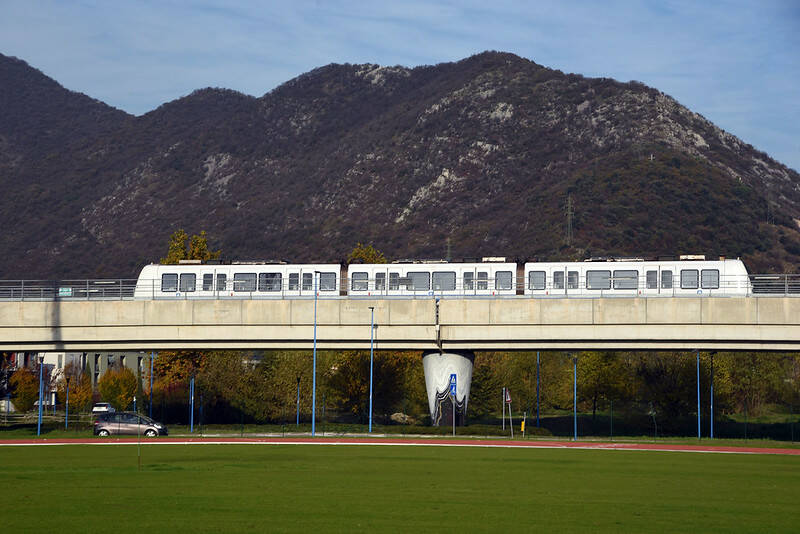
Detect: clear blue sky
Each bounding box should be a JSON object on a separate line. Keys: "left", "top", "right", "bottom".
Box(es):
{"left": 2, "top": 0, "right": 798, "bottom": 170}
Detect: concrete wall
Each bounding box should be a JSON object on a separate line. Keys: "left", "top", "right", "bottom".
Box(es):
{"left": 0, "top": 297, "right": 799, "bottom": 351}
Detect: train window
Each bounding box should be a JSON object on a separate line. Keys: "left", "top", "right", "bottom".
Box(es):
{"left": 613, "top": 270, "right": 638, "bottom": 290}
{"left": 495, "top": 271, "right": 513, "bottom": 290}
{"left": 179, "top": 274, "right": 196, "bottom": 292}
{"left": 319, "top": 272, "right": 336, "bottom": 291}
{"left": 302, "top": 273, "right": 312, "bottom": 291}
{"left": 234, "top": 273, "right": 257, "bottom": 292}
{"left": 433, "top": 272, "right": 456, "bottom": 291}
{"left": 351, "top": 272, "right": 368, "bottom": 291}
{"left": 259, "top": 273, "right": 281, "bottom": 292}
{"left": 464, "top": 272, "right": 474, "bottom": 290}
{"left": 701, "top": 269, "right": 719, "bottom": 289}
{"left": 646, "top": 271, "right": 658, "bottom": 289}
{"left": 288, "top": 273, "right": 299, "bottom": 290}
{"left": 477, "top": 272, "right": 488, "bottom": 290}
{"left": 202, "top": 274, "right": 213, "bottom": 291}
{"left": 216, "top": 274, "right": 227, "bottom": 291}
{"left": 586, "top": 270, "right": 611, "bottom": 290}
{"left": 661, "top": 270, "right": 673, "bottom": 289}
{"left": 529, "top": 271, "right": 545, "bottom": 290}
{"left": 375, "top": 272, "right": 386, "bottom": 290}
{"left": 407, "top": 272, "right": 431, "bottom": 291}
{"left": 680, "top": 270, "right": 699, "bottom": 289}
{"left": 161, "top": 274, "right": 178, "bottom": 292}
{"left": 389, "top": 272, "right": 400, "bottom": 290}
{"left": 553, "top": 271, "right": 564, "bottom": 289}
{"left": 568, "top": 271, "right": 579, "bottom": 289}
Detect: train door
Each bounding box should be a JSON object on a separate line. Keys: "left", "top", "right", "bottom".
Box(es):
{"left": 299, "top": 269, "right": 314, "bottom": 297}
{"left": 462, "top": 266, "right": 477, "bottom": 296}
{"left": 214, "top": 268, "right": 230, "bottom": 298}
{"left": 643, "top": 266, "right": 659, "bottom": 297}
{"left": 374, "top": 267, "right": 389, "bottom": 297}
{"left": 200, "top": 269, "right": 215, "bottom": 298}
{"left": 286, "top": 267, "right": 302, "bottom": 298}
{"left": 552, "top": 266, "right": 568, "bottom": 296}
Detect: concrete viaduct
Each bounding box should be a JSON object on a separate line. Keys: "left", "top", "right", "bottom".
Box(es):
{"left": 1, "top": 296, "right": 800, "bottom": 352}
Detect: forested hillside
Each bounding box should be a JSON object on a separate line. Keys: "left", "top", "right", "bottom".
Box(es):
{"left": 1, "top": 51, "right": 799, "bottom": 278}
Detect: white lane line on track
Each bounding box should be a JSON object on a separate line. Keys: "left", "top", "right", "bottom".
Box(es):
{"left": 0, "top": 440, "right": 788, "bottom": 454}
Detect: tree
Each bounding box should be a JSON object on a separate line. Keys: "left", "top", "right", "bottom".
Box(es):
{"left": 347, "top": 243, "right": 387, "bottom": 264}
{"left": 161, "top": 229, "right": 220, "bottom": 264}
{"left": 9, "top": 367, "right": 38, "bottom": 412}
{"left": 325, "top": 350, "right": 422, "bottom": 422}
{"left": 56, "top": 362, "right": 93, "bottom": 413}
{"left": 0, "top": 353, "right": 13, "bottom": 397}
{"left": 154, "top": 351, "right": 209, "bottom": 385}
{"left": 188, "top": 231, "right": 221, "bottom": 261}
{"left": 577, "top": 351, "right": 633, "bottom": 419}
{"left": 97, "top": 367, "right": 137, "bottom": 411}
{"left": 161, "top": 229, "right": 188, "bottom": 264}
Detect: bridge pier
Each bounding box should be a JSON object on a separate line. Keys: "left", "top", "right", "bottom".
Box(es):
{"left": 422, "top": 351, "right": 475, "bottom": 426}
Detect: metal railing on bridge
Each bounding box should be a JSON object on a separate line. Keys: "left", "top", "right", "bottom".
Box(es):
{"left": 1, "top": 274, "right": 800, "bottom": 301}
{"left": 0, "top": 279, "right": 137, "bottom": 301}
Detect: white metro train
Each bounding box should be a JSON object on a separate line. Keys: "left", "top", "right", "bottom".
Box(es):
{"left": 133, "top": 256, "right": 752, "bottom": 299}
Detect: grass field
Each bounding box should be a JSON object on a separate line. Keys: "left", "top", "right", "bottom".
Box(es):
{"left": 2, "top": 443, "right": 798, "bottom": 532}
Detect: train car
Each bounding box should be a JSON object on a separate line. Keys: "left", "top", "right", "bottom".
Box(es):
{"left": 346, "top": 259, "right": 518, "bottom": 297}
{"left": 133, "top": 261, "right": 341, "bottom": 299}
{"left": 133, "top": 256, "right": 753, "bottom": 300}
{"left": 523, "top": 257, "right": 750, "bottom": 297}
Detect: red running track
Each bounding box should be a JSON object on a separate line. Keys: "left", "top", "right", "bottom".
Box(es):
{"left": 1, "top": 436, "right": 799, "bottom": 455}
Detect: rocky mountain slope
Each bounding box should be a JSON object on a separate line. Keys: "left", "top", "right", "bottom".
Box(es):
{"left": 1, "top": 51, "right": 799, "bottom": 278}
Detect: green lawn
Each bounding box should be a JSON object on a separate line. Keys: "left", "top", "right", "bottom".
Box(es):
{"left": 1, "top": 443, "right": 798, "bottom": 532}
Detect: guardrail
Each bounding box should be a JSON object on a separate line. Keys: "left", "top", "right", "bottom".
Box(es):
{"left": 0, "top": 274, "right": 799, "bottom": 300}
{"left": 0, "top": 280, "right": 137, "bottom": 301}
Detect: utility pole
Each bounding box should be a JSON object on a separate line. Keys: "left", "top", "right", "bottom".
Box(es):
{"left": 565, "top": 194, "right": 574, "bottom": 246}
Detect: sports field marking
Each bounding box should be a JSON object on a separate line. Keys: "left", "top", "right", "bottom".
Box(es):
{"left": 2, "top": 436, "right": 798, "bottom": 455}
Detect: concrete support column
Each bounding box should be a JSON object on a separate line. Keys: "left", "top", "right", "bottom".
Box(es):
{"left": 422, "top": 351, "right": 475, "bottom": 426}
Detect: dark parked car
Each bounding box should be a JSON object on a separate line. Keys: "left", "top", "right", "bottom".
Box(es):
{"left": 94, "top": 412, "right": 168, "bottom": 437}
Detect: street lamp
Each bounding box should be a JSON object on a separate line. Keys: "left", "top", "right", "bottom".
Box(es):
{"left": 368, "top": 306, "right": 375, "bottom": 433}
{"left": 710, "top": 351, "right": 716, "bottom": 439}
{"left": 37, "top": 355, "right": 44, "bottom": 436}
{"left": 572, "top": 354, "right": 578, "bottom": 441}
{"left": 536, "top": 351, "right": 540, "bottom": 428}
{"left": 65, "top": 376, "right": 70, "bottom": 430}
{"left": 149, "top": 352, "right": 155, "bottom": 418}
{"left": 312, "top": 270, "right": 320, "bottom": 437}
{"left": 696, "top": 349, "right": 701, "bottom": 439}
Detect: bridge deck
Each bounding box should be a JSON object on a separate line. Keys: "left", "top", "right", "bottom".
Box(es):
{"left": 1, "top": 297, "right": 799, "bottom": 351}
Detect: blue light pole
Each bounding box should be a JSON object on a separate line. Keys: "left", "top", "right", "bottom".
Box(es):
{"left": 189, "top": 376, "right": 195, "bottom": 433}
{"left": 536, "top": 351, "right": 540, "bottom": 427}
{"left": 696, "top": 350, "right": 701, "bottom": 439}
{"left": 312, "top": 271, "right": 320, "bottom": 437}
{"left": 149, "top": 352, "right": 155, "bottom": 419}
{"left": 37, "top": 356, "right": 44, "bottom": 436}
{"left": 710, "top": 352, "right": 715, "bottom": 439}
{"left": 572, "top": 354, "right": 578, "bottom": 441}
{"left": 65, "top": 376, "right": 70, "bottom": 430}
{"left": 368, "top": 306, "right": 375, "bottom": 433}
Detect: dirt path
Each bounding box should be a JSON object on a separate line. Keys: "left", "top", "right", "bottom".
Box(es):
{"left": 2, "top": 436, "right": 799, "bottom": 455}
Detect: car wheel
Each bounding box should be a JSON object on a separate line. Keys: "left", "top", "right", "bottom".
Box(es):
{"left": 98, "top": 429, "right": 110, "bottom": 437}
{"left": 145, "top": 429, "right": 157, "bottom": 437}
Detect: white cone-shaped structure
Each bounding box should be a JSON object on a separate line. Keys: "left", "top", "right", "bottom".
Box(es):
{"left": 422, "top": 351, "right": 475, "bottom": 426}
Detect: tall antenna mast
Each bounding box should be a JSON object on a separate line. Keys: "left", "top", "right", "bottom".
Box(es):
{"left": 565, "top": 194, "right": 574, "bottom": 246}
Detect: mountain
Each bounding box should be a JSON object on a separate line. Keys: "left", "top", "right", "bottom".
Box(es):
{"left": 1, "top": 51, "right": 799, "bottom": 279}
